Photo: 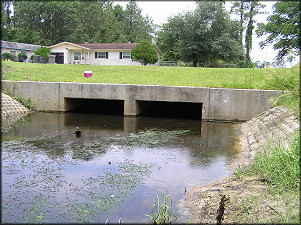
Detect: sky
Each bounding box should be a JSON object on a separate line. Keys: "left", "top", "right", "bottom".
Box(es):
{"left": 114, "top": 1, "right": 299, "bottom": 67}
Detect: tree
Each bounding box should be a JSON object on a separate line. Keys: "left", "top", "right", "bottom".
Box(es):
{"left": 18, "top": 52, "right": 27, "bottom": 62}
{"left": 13, "top": 1, "right": 77, "bottom": 45}
{"left": 156, "top": 1, "right": 244, "bottom": 66}
{"left": 35, "top": 47, "right": 52, "bottom": 62}
{"left": 2, "top": 52, "right": 14, "bottom": 61}
{"left": 131, "top": 39, "right": 158, "bottom": 65}
{"left": 156, "top": 14, "right": 186, "bottom": 61}
{"left": 230, "top": 0, "right": 266, "bottom": 67}
{"left": 1, "top": 1, "right": 13, "bottom": 40}
{"left": 256, "top": 1, "right": 300, "bottom": 60}
{"left": 124, "top": 0, "right": 154, "bottom": 42}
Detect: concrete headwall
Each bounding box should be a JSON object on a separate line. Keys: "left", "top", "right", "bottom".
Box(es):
{"left": 2, "top": 80, "right": 283, "bottom": 121}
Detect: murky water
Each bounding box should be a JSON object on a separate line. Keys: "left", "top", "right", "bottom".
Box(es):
{"left": 1, "top": 112, "right": 241, "bottom": 223}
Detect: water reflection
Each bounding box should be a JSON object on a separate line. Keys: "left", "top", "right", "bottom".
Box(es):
{"left": 1, "top": 112, "right": 241, "bottom": 223}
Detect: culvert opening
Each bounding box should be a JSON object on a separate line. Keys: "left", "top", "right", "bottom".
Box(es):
{"left": 64, "top": 98, "right": 124, "bottom": 115}
{"left": 137, "top": 101, "right": 203, "bottom": 120}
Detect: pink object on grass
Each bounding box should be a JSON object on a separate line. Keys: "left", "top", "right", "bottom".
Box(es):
{"left": 84, "top": 71, "right": 93, "bottom": 77}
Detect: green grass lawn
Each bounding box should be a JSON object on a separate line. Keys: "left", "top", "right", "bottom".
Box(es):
{"left": 1, "top": 61, "right": 299, "bottom": 90}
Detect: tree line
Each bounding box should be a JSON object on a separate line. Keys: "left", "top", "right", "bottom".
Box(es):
{"left": 1, "top": 0, "right": 299, "bottom": 67}
{"left": 1, "top": 0, "right": 154, "bottom": 46}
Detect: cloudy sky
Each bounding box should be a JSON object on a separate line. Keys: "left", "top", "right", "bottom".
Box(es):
{"left": 115, "top": 1, "right": 299, "bottom": 67}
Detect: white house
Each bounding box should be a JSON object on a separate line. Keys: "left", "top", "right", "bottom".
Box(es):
{"left": 49, "top": 42, "right": 162, "bottom": 66}
{"left": 1, "top": 40, "right": 41, "bottom": 63}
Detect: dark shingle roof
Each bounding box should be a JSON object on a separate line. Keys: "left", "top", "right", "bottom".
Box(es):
{"left": 1, "top": 40, "right": 41, "bottom": 51}
{"left": 76, "top": 43, "right": 138, "bottom": 50}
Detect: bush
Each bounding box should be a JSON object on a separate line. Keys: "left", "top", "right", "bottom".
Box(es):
{"left": 132, "top": 39, "right": 158, "bottom": 65}
{"left": 2, "top": 52, "right": 14, "bottom": 61}
{"left": 204, "top": 59, "right": 227, "bottom": 68}
{"left": 18, "top": 53, "right": 27, "bottom": 62}
{"left": 35, "top": 47, "right": 52, "bottom": 62}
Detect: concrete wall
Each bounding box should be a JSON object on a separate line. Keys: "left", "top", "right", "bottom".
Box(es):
{"left": 2, "top": 80, "right": 283, "bottom": 121}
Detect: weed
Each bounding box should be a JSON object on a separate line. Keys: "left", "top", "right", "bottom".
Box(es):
{"left": 265, "top": 68, "right": 300, "bottom": 115}
{"left": 13, "top": 94, "right": 36, "bottom": 110}
{"left": 146, "top": 190, "right": 177, "bottom": 224}
{"left": 251, "top": 132, "right": 300, "bottom": 192}
{"left": 231, "top": 132, "right": 300, "bottom": 223}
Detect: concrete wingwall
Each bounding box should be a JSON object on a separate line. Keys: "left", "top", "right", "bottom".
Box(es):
{"left": 1, "top": 80, "right": 283, "bottom": 121}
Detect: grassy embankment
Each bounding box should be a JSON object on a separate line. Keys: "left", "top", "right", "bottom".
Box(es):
{"left": 1, "top": 61, "right": 299, "bottom": 89}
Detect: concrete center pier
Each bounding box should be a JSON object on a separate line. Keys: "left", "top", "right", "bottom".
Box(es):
{"left": 2, "top": 80, "right": 283, "bottom": 121}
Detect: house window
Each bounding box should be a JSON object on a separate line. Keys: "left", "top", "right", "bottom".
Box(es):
{"left": 122, "top": 52, "right": 131, "bottom": 59}
{"left": 95, "top": 52, "right": 108, "bottom": 59}
{"left": 74, "top": 52, "right": 81, "bottom": 60}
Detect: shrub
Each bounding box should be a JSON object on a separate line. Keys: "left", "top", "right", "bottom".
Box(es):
{"left": 18, "top": 53, "right": 27, "bottom": 62}
{"left": 132, "top": 39, "right": 158, "bottom": 65}
{"left": 2, "top": 52, "right": 14, "bottom": 61}
{"left": 35, "top": 47, "right": 52, "bottom": 62}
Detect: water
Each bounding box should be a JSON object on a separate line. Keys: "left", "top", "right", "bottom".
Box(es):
{"left": 1, "top": 112, "right": 242, "bottom": 223}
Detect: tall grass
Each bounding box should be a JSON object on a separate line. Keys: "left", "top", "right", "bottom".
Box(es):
{"left": 232, "top": 132, "right": 300, "bottom": 223}
{"left": 265, "top": 69, "right": 300, "bottom": 116}
{"left": 248, "top": 132, "right": 300, "bottom": 192}
{"left": 146, "top": 190, "right": 177, "bottom": 224}
{"left": 252, "top": 132, "right": 300, "bottom": 192}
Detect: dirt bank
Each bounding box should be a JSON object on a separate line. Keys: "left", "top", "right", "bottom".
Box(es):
{"left": 186, "top": 106, "right": 299, "bottom": 223}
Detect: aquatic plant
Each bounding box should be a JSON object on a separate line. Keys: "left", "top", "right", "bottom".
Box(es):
{"left": 146, "top": 189, "right": 177, "bottom": 224}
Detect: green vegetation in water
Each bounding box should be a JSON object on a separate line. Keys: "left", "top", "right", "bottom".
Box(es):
{"left": 233, "top": 132, "right": 300, "bottom": 223}
{"left": 1, "top": 61, "right": 299, "bottom": 90}
{"left": 146, "top": 189, "right": 177, "bottom": 224}
{"left": 64, "top": 160, "right": 155, "bottom": 223}
{"left": 110, "top": 129, "right": 192, "bottom": 148}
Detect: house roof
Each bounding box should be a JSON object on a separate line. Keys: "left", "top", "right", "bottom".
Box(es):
{"left": 77, "top": 43, "right": 138, "bottom": 50}
{"left": 1, "top": 40, "right": 41, "bottom": 51}
{"left": 49, "top": 42, "right": 163, "bottom": 54}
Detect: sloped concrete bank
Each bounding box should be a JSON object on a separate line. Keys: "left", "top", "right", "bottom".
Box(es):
{"left": 1, "top": 93, "right": 30, "bottom": 120}
{"left": 186, "top": 106, "right": 299, "bottom": 223}
{"left": 1, "top": 93, "right": 31, "bottom": 132}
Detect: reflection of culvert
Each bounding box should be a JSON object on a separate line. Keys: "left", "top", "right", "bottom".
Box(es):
{"left": 64, "top": 98, "right": 124, "bottom": 115}
{"left": 137, "top": 100, "right": 203, "bottom": 120}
